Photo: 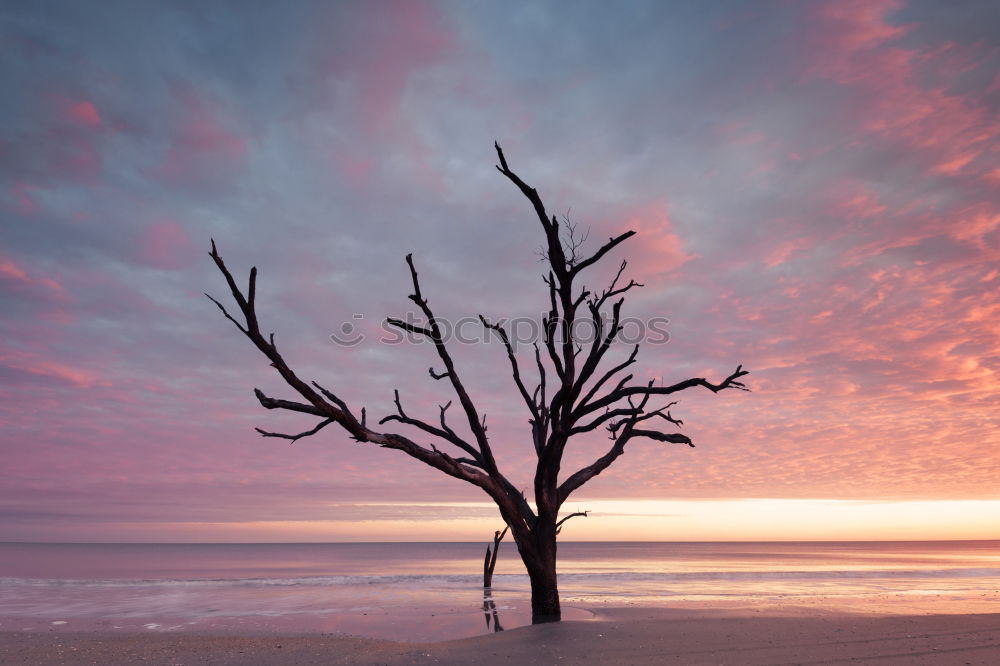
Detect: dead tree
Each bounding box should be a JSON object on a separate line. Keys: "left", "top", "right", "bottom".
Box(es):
{"left": 482, "top": 525, "right": 508, "bottom": 632}
{"left": 483, "top": 525, "right": 509, "bottom": 589}
{"left": 207, "top": 143, "right": 749, "bottom": 623}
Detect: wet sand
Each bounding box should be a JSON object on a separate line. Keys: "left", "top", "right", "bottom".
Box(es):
{"left": 3, "top": 608, "right": 999, "bottom": 665}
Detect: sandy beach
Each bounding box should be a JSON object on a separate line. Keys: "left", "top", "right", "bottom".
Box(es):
{"left": 3, "top": 608, "right": 999, "bottom": 665}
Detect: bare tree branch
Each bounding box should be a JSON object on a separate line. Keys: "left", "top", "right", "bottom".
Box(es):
{"left": 311, "top": 381, "right": 352, "bottom": 414}
{"left": 378, "top": 390, "right": 483, "bottom": 463}
{"left": 559, "top": 214, "right": 590, "bottom": 268}
{"left": 570, "top": 231, "right": 636, "bottom": 276}
{"left": 629, "top": 429, "right": 693, "bottom": 446}
{"left": 255, "top": 419, "right": 334, "bottom": 444}
{"left": 438, "top": 400, "right": 456, "bottom": 434}
{"left": 555, "top": 510, "right": 589, "bottom": 535}
{"left": 495, "top": 142, "right": 555, "bottom": 237}
{"left": 480, "top": 316, "right": 538, "bottom": 416}
{"left": 253, "top": 388, "right": 326, "bottom": 417}
{"left": 580, "top": 365, "right": 750, "bottom": 416}
{"left": 590, "top": 260, "right": 644, "bottom": 310}
{"left": 575, "top": 345, "right": 639, "bottom": 415}
{"left": 480, "top": 315, "right": 550, "bottom": 458}
{"left": 605, "top": 401, "right": 681, "bottom": 435}
{"left": 204, "top": 293, "right": 248, "bottom": 335}
{"left": 385, "top": 317, "right": 434, "bottom": 338}
{"left": 395, "top": 253, "right": 499, "bottom": 476}
{"left": 557, "top": 421, "right": 694, "bottom": 506}
{"left": 569, "top": 407, "right": 641, "bottom": 435}
{"left": 541, "top": 273, "right": 565, "bottom": 380}
{"left": 571, "top": 296, "right": 625, "bottom": 407}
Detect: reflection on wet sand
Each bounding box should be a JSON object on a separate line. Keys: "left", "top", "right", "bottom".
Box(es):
{"left": 482, "top": 588, "right": 503, "bottom": 632}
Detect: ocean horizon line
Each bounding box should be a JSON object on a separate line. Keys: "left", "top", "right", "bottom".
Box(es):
{"left": 3, "top": 538, "right": 998, "bottom": 545}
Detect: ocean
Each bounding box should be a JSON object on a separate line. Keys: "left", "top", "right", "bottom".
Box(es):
{"left": 1, "top": 541, "right": 998, "bottom": 641}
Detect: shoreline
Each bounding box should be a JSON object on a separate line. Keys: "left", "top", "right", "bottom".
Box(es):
{"left": 3, "top": 608, "right": 999, "bottom": 665}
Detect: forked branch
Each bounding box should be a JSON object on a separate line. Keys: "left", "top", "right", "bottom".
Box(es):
{"left": 555, "top": 510, "right": 589, "bottom": 535}
{"left": 379, "top": 390, "right": 483, "bottom": 464}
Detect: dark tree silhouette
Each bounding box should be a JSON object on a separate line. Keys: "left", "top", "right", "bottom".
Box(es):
{"left": 207, "top": 143, "right": 749, "bottom": 623}
{"left": 483, "top": 525, "right": 509, "bottom": 590}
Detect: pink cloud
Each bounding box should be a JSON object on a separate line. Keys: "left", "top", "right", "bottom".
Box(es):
{"left": 155, "top": 87, "right": 247, "bottom": 183}
{"left": 763, "top": 237, "right": 812, "bottom": 268}
{"left": 829, "top": 183, "right": 888, "bottom": 221}
{"left": 319, "top": 2, "right": 456, "bottom": 193}
{"left": 59, "top": 138, "right": 101, "bottom": 178}
{"left": 65, "top": 100, "right": 102, "bottom": 128}
{"left": 947, "top": 206, "right": 1000, "bottom": 246}
{"left": 0, "top": 354, "right": 98, "bottom": 388}
{"left": 803, "top": 0, "right": 998, "bottom": 178}
{"left": 932, "top": 152, "right": 976, "bottom": 175}
{"left": 336, "top": 152, "right": 376, "bottom": 189}
{"left": 6, "top": 95, "right": 108, "bottom": 182}
{"left": 610, "top": 200, "right": 692, "bottom": 279}
{"left": 0, "top": 260, "right": 30, "bottom": 282}
{"left": 335, "top": 2, "right": 453, "bottom": 136}
{"left": 137, "top": 219, "right": 196, "bottom": 270}
{"left": 8, "top": 183, "right": 41, "bottom": 215}
{"left": 0, "top": 257, "right": 66, "bottom": 298}
{"left": 48, "top": 94, "right": 103, "bottom": 129}
{"left": 808, "top": 0, "right": 908, "bottom": 58}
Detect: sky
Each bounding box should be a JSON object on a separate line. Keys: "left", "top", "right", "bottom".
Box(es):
{"left": 1, "top": 0, "right": 998, "bottom": 542}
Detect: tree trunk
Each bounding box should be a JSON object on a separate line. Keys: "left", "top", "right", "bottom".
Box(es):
{"left": 524, "top": 525, "right": 560, "bottom": 623}
{"left": 527, "top": 557, "right": 560, "bottom": 622}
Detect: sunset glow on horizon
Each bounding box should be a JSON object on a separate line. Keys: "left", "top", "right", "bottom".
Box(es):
{"left": 2, "top": 0, "right": 998, "bottom": 544}
{"left": 17, "top": 499, "right": 997, "bottom": 544}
